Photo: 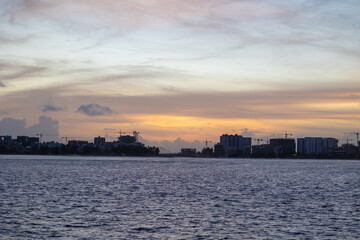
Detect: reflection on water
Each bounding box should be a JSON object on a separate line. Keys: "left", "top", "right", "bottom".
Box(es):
{"left": 0, "top": 156, "right": 359, "bottom": 239}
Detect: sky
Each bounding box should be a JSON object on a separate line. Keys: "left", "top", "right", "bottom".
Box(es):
{"left": 0, "top": 0, "right": 359, "bottom": 151}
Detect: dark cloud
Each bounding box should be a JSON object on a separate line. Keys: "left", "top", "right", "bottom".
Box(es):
{"left": 0, "top": 81, "right": 6, "bottom": 87}
{"left": 42, "top": 104, "right": 66, "bottom": 112}
{"left": 349, "top": 94, "right": 360, "bottom": 100}
{"left": 0, "top": 116, "right": 59, "bottom": 141}
{"left": 77, "top": 104, "right": 116, "bottom": 117}
{"left": 0, "top": 111, "right": 8, "bottom": 115}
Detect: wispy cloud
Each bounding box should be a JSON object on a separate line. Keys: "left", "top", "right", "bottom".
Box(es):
{"left": 76, "top": 104, "right": 117, "bottom": 117}
{"left": 42, "top": 103, "right": 66, "bottom": 112}
{"left": 0, "top": 62, "right": 48, "bottom": 82}
{"left": 103, "top": 128, "right": 116, "bottom": 131}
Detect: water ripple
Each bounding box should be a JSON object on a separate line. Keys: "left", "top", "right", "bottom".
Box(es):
{"left": 0, "top": 156, "right": 359, "bottom": 239}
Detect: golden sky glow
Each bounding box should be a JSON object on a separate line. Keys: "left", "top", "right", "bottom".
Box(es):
{"left": 0, "top": 0, "right": 360, "bottom": 150}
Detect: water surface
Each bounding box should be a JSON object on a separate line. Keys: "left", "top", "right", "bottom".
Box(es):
{"left": 0, "top": 155, "right": 359, "bottom": 239}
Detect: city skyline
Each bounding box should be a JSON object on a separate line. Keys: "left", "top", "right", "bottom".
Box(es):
{"left": 1, "top": 0, "right": 359, "bottom": 145}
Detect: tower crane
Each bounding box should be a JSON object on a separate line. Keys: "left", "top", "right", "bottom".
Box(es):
{"left": 205, "top": 139, "right": 212, "bottom": 148}
{"left": 61, "top": 136, "right": 69, "bottom": 144}
{"left": 36, "top": 133, "right": 56, "bottom": 143}
{"left": 61, "top": 136, "right": 80, "bottom": 144}
{"left": 36, "top": 133, "right": 43, "bottom": 143}
{"left": 254, "top": 139, "right": 263, "bottom": 145}
{"left": 133, "top": 130, "right": 140, "bottom": 142}
{"left": 119, "top": 130, "right": 125, "bottom": 137}
{"left": 345, "top": 132, "right": 360, "bottom": 147}
{"left": 284, "top": 131, "right": 293, "bottom": 139}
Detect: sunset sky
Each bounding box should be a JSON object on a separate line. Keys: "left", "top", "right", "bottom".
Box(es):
{"left": 0, "top": 0, "right": 359, "bottom": 151}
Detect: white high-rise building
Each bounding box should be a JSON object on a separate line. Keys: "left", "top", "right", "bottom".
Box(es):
{"left": 297, "top": 137, "right": 338, "bottom": 156}
{"left": 220, "top": 134, "right": 251, "bottom": 157}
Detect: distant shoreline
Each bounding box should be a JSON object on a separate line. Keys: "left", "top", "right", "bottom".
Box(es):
{"left": 0, "top": 153, "right": 359, "bottom": 161}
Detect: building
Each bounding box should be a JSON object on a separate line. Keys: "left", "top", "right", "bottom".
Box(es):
{"left": 68, "top": 140, "right": 89, "bottom": 153}
{"left": 181, "top": 148, "right": 196, "bottom": 156}
{"left": 94, "top": 136, "right": 106, "bottom": 146}
{"left": 251, "top": 144, "right": 272, "bottom": 158}
{"left": 0, "top": 136, "right": 12, "bottom": 142}
{"left": 297, "top": 137, "right": 338, "bottom": 156}
{"left": 16, "top": 136, "right": 39, "bottom": 147}
{"left": 16, "top": 136, "right": 29, "bottom": 144}
{"left": 220, "top": 134, "right": 251, "bottom": 157}
{"left": 214, "top": 143, "right": 225, "bottom": 157}
{"left": 118, "top": 135, "right": 136, "bottom": 144}
{"left": 270, "top": 138, "right": 296, "bottom": 157}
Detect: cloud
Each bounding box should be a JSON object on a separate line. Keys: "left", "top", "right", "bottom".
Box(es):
{"left": 138, "top": 136, "right": 208, "bottom": 153}
{"left": 76, "top": 104, "right": 116, "bottom": 116}
{"left": 103, "top": 128, "right": 116, "bottom": 131}
{"left": 0, "top": 111, "right": 8, "bottom": 115}
{"left": 42, "top": 103, "right": 66, "bottom": 112}
{"left": 349, "top": 94, "right": 360, "bottom": 100}
{"left": 0, "top": 116, "right": 59, "bottom": 141}
{"left": 240, "top": 128, "right": 260, "bottom": 137}
{"left": 0, "top": 62, "right": 48, "bottom": 82}
{"left": 0, "top": 32, "right": 33, "bottom": 45}
{"left": 0, "top": 81, "right": 6, "bottom": 87}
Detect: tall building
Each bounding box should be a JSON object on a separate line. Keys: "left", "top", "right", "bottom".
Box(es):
{"left": 220, "top": 134, "right": 251, "bottom": 157}
{"left": 297, "top": 137, "right": 338, "bottom": 156}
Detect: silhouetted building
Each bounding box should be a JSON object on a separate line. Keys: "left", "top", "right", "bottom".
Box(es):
{"left": 181, "top": 148, "right": 196, "bottom": 155}
{"left": 220, "top": 134, "right": 251, "bottom": 157}
{"left": 341, "top": 143, "right": 358, "bottom": 159}
{"left": 201, "top": 147, "right": 214, "bottom": 157}
{"left": 297, "top": 137, "right": 338, "bottom": 157}
{"left": 252, "top": 144, "right": 272, "bottom": 158}
{"left": 270, "top": 138, "right": 296, "bottom": 157}
{"left": 68, "top": 140, "right": 89, "bottom": 153}
{"left": 118, "top": 135, "right": 136, "bottom": 144}
{"left": 94, "top": 136, "right": 106, "bottom": 146}
{"left": 0, "top": 136, "right": 12, "bottom": 142}
{"left": 16, "top": 136, "right": 29, "bottom": 144}
{"left": 0, "top": 133, "right": 159, "bottom": 156}
{"left": 28, "top": 137, "right": 40, "bottom": 143}
{"left": 16, "top": 136, "right": 38, "bottom": 147}
{"left": 0, "top": 136, "right": 12, "bottom": 153}
{"left": 214, "top": 143, "right": 225, "bottom": 157}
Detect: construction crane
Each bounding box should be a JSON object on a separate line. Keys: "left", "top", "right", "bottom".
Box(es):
{"left": 205, "top": 139, "right": 212, "bottom": 148}
{"left": 345, "top": 132, "right": 360, "bottom": 147}
{"left": 36, "top": 133, "right": 43, "bottom": 143}
{"left": 36, "top": 133, "right": 56, "bottom": 143}
{"left": 133, "top": 130, "right": 140, "bottom": 142}
{"left": 254, "top": 138, "right": 263, "bottom": 145}
{"left": 344, "top": 138, "right": 353, "bottom": 145}
{"left": 119, "top": 130, "right": 125, "bottom": 137}
{"left": 61, "top": 136, "right": 69, "bottom": 144}
{"left": 284, "top": 131, "right": 293, "bottom": 139}
{"left": 61, "top": 136, "right": 80, "bottom": 144}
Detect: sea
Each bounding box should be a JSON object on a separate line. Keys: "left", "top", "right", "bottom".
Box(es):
{"left": 0, "top": 155, "right": 359, "bottom": 239}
